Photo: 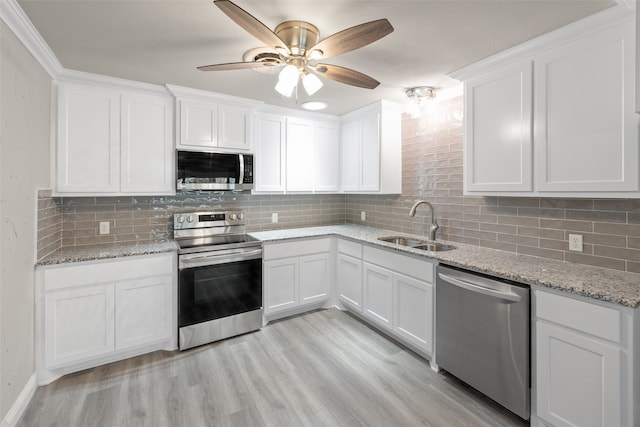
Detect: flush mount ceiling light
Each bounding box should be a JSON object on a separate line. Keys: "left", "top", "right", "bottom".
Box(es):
{"left": 406, "top": 86, "right": 437, "bottom": 117}
{"left": 198, "top": 0, "right": 395, "bottom": 99}
{"left": 300, "top": 101, "right": 328, "bottom": 111}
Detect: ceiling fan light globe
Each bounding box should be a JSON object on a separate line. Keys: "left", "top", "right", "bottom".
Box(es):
{"left": 278, "top": 64, "right": 299, "bottom": 85}
{"left": 302, "top": 73, "right": 323, "bottom": 96}
{"left": 275, "top": 79, "right": 296, "bottom": 98}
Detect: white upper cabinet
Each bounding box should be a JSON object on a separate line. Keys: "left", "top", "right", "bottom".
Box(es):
{"left": 121, "top": 92, "right": 173, "bottom": 193}
{"left": 168, "top": 84, "right": 259, "bottom": 152}
{"left": 340, "top": 100, "right": 401, "bottom": 194}
{"left": 57, "top": 83, "right": 120, "bottom": 193}
{"left": 456, "top": 10, "right": 638, "bottom": 197}
{"left": 534, "top": 22, "right": 637, "bottom": 192}
{"left": 254, "top": 113, "right": 286, "bottom": 192}
{"left": 56, "top": 81, "right": 174, "bottom": 195}
{"left": 464, "top": 61, "right": 533, "bottom": 192}
{"left": 253, "top": 107, "right": 340, "bottom": 194}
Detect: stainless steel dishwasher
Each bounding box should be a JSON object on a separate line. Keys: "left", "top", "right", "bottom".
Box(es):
{"left": 436, "top": 265, "right": 530, "bottom": 420}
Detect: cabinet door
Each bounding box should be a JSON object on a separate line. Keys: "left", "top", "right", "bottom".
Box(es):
{"left": 315, "top": 122, "right": 340, "bottom": 192}
{"left": 299, "top": 253, "right": 331, "bottom": 305}
{"left": 179, "top": 99, "right": 217, "bottom": 148}
{"left": 286, "top": 118, "right": 315, "bottom": 191}
{"left": 341, "top": 120, "right": 361, "bottom": 191}
{"left": 115, "top": 275, "right": 172, "bottom": 350}
{"left": 464, "top": 61, "right": 533, "bottom": 192}
{"left": 393, "top": 273, "right": 433, "bottom": 353}
{"left": 57, "top": 83, "right": 120, "bottom": 193}
{"left": 44, "top": 284, "right": 115, "bottom": 368}
{"left": 121, "top": 92, "right": 174, "bottom": 194}
{"left": 254, "top": 114, "right": 286, "bottom": 192}
{"left": 264, "top": 258, "right": 298, "bottom": 314}
{"left": 535, "top": 22, "right": 637, "bottom": 192}
{"left": 363, "top": 262, "right": 393, "bottom": 329}
{"left": 360, "top": 113, "right": 380, "bottom": 191}
{"left": 218, "top": 104, "right": 251, "bottom": 150}
{"left": 336, "top": 253, "right": 362, "bottom": 312}
{"left": 536, "top": 321, "right": 622, "bottom": 427}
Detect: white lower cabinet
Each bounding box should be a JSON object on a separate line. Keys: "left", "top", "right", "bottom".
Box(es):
{"left": 363, "top": 263, "right": 393, "bottom": 329}
{"left": 336, "top": 239, "right": 364, "bottom": 312}
{"left": 361, "top": 245, "right": 435, "bottom": 355}
{"left": 534, "top": 289, "right": 638, "bottom": 427}
{"left": 263, "top": 238, "right": 332, "bottom": 316}
{"left": 36, "top": 252, "right": 176, "bottom": 385}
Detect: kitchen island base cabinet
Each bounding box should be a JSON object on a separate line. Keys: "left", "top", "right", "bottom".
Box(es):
{"left": 36, "top": 252, "right": 176, "bottom": 385}
{"left": 533, "top": 289, "right": 638, "bottom": 427}
{"left": 263, "top": 238, "right": 332, "bottom": 320}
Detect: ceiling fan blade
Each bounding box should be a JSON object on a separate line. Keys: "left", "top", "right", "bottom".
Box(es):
{"left": 310, "top": 19, "right": 393, "bottom": 60}
{"left": 314, "top": 64, "right": 380, "bottom": 89}
{"left": 214, "top": 0, "right": 289, "bottom": 52}
{"left": 198, "top": 61, "right": 278, "bottom": 71}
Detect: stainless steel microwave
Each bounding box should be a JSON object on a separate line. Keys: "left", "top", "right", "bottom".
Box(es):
{"left": 176, "top": 151, "right": 254, "bottom": 191}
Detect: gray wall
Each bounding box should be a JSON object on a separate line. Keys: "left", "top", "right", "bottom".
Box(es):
{"left": 1, "top": 21, "right": 51, "bottom": 419}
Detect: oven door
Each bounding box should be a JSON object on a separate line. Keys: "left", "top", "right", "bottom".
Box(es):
{"left": 178, "top": 252, "right": 262, "bottom": 328}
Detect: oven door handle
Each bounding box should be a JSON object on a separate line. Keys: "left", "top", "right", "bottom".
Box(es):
{"left": 179, "top": 248, "right": 263, "bottom": 269}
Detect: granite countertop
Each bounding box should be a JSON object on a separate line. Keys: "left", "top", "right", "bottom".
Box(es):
{"left": 36, "top": 241, "right": 178, "bottom": 266}
{"left": 250, "top": 224, "right": 640, "bottom": 308}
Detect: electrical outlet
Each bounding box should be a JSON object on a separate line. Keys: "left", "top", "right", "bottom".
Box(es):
{"left": 272, "top": 213, "right": 278, "bottom": 223}
{"left": 361, "top": 211, "right": 366, "bottom": 221}
{"left": 568, "top": 234, "right": 583, "bottom": 252}
{"left": 99, "top": 221, "right": 110, "bottom": 235}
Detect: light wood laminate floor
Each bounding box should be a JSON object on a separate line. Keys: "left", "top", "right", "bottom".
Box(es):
{"left": 20, "top": 309, "right": 528, "bottom": 426}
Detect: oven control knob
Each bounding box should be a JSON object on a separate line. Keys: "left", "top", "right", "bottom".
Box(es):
{"left": 229, "top": 213, "right": 237, "bottom": 220}
{"left": 238, "top": 213, "right": 245, "bottom": 220}
{"left": 186, "top": 215, "right": 194, "bottom": 223}
{"left": 176, "top": 215, "right": 185, "bottom": 224}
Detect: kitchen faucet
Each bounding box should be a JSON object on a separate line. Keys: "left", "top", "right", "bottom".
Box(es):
{"left": 408, "top": 200, "right": 439, "bottom": 240}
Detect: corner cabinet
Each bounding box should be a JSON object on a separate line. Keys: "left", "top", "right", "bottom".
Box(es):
{"left": 36, "top": 252, "right": 177, "bottom": 385}
{"left": 533, "top": 289, "right": 639, "bottom": 427}
{"left": 341, "top": 100, "right": 402, "bottom": 194}
{"left": 56, "top": 81, "right": 174, "bottom": 195}
{"left": 460, "top": 15, "right": 638, "bottom": 197}
{"left": 167, "top": 84, "right": 261, "bottom": 152}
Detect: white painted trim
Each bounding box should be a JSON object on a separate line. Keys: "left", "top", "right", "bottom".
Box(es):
{"left": 0, "top": 0, "right": 62, "bottom": 78}
{"left": 0, "top": 373, "right": 37, "bottom": 427}
{"left": 166, "top": 84, "right": 263, "bottom": 108}
{"left": 449, "top": 4, "right": 634, "bottom": 81}
{"left": 57, "top": 69, "right": 169, "bottom": 96}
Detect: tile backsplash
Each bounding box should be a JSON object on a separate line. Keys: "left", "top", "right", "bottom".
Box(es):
{"left": 36, "top": 95, "right": 640, "bottom": 273}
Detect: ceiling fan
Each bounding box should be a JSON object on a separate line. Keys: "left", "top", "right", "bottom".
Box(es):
{"left": 198, "top": 0, "right": 394, "bottom": 97}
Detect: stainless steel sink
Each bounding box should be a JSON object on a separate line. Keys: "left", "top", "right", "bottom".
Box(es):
{"left": 377, "top": 236, "right": 456, "bottom": 252}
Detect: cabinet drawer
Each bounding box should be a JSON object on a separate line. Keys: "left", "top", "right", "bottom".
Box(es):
{"left": 536, "top": 290, "right": 621, "bottom": 343}
{"left": 363, "top": 246, "right": 434, "bottom": 282}
{"left": 337, "top": 239, "right": 362, "bottom": 258}
{"left": 263, "top": 237, "right": 332, "bottom": 260}
{"left": 43, "top": 253, "right": 175, "bottom": 291}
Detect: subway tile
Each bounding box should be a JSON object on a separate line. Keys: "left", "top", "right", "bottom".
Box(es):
{"left": 498, "top": 234, "right": 538, "bottom": 247}
{"left": 594, "top": 222, "right": 640, "bottom": 237}
{"left": 593, "top": 245, "right": 640, "bottom": 262}
{"left": 539, "top": 219, "right": 592, "bottom": 232}
{"left": 498, "top": 215, "right": 539, "bottom": 227}
{"left": 593, "top": 199, "right": 640, "bottom": 212}
{"left": 540, "top": 198, "right": 593, "bottom": 210}
{"left": 517, "top": 245, "right": 564, "bottom": 261}
{"left": 518, "top": 226, "right": 564, "bottom": 240}
{"left": 518, "top": 207, "right": 564, "bottom": 219}
{"left": 479, "top": 239, "right": 516, "bottom": 253}
{"left": 582, "top": 233, "right": 626, "bottom": 247}
{"left": 566, "top": 209, "right": 626, "bottom": 223}
{"left": 626, "top": 261, "right": 640, "bottom": 274}
{"left": 479, "top": 222, "right": 517, "bottom": 234}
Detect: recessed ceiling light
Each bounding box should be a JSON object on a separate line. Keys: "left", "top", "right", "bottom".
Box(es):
{"left": 301, "top": 101, "right": 328, "bottom": 111}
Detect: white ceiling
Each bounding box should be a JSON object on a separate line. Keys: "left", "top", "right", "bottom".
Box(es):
{"left": 18, "top": 0, "right": 616, "bottom": 115}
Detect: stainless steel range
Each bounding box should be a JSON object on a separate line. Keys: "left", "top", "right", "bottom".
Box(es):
{"left": 174, "top": 210, "right": 262, "bottom": 351}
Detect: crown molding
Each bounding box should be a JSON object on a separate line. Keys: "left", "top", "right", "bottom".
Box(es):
{"left": 0, "top": 0, "right": 63, "bottom": 78}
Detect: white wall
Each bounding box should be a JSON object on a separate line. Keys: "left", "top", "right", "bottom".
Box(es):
{"left": 0, "top": 20, "right": 51, "bottom": 420}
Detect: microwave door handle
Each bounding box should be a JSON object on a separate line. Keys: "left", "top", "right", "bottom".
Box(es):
{"left": 438, "top": 273, "right": 521, "bottom": 303}
{"left": 238, "top": 154, "right": 244, "bottom": 185}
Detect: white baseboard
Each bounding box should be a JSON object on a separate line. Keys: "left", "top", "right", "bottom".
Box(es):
{"left": 1, "top": 373, "right": 37, "bottom": 427}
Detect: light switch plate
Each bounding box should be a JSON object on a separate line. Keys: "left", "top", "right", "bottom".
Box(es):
{"left": 272, "top": 213, "right": 278, "bottom": 223}
{"left": 361, "top": 211, "right": 366, "bottom": 221}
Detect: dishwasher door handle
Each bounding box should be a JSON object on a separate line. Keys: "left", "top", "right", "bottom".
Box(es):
{"left": 438, "top": 273, "right": 521, "bottom": 303}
